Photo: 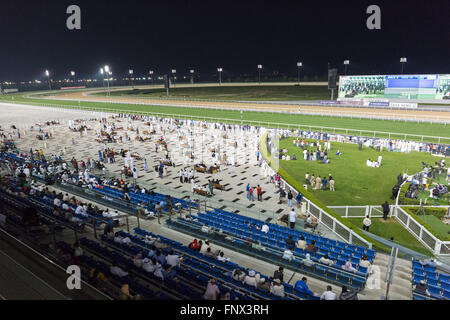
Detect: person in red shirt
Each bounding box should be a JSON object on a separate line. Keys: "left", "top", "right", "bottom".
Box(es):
{"left": 256, "top": 185, "right": 262, "bottom": 201}
{"left": 249, "top": 187, "right": 254, "bottom": 202}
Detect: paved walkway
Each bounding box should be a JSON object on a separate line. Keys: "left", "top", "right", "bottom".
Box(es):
{"left": 1, "top": 103, "right": 338, "bottom": 240}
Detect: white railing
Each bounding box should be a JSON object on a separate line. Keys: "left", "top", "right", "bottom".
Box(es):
{"left": 329, "top": 205, "right": 394, "bottom": 218}
{"left": 394, "top": 206, "right": 450, "bottom": 256}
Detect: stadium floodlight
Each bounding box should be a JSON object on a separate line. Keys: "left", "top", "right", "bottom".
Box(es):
{"left": 343, "top": 60, "right": 350, "bottom": 75}
{"left": 257, "top": 65, "right": 262, "bottom": 84}
{"left": 400, "top": 57, "right": 407, "bottom": 74}
{"left": 129, "top": 69, "right": 134, "bottom": 87}
{"left": 45, "top": 70, "right": 51, "bottom": 90}
{"left": 296, "top": 62, "right": 302, "bottom": 84}
{"left": 217, "top": 68, "right": 223, "bottom": 85}
{"left": 190, "top": 69, "right": 194, "bottom": 74}
{"left": 70, "top": 71, "right": 76, "bottom": 83}
{"left": 102, "top": 66, "right": 111, "bottom": 96}
{"left": 171, "top": 69, "right": 177, "bottom": 87}
{"left": 149, "top": 70, "right": 154, "bottom": 75}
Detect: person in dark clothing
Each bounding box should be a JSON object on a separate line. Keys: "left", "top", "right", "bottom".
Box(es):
{"left": 339, "top": 286, "right": 360, "bottom": 300}
{"left": 382, "top": 201, "right": 390, "bottom": 220}
{"left": 286, "top": 235, "right": 295, "bottom": 251}
{"left": 273, "top": 267, "right": 284, "bottom": 283}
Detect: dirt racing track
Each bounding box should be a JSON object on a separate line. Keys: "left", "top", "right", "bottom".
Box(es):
{"left": 47, "top": 87, "right": 450, "bottom": 123}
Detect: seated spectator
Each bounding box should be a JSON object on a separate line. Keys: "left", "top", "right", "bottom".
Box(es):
{"left": 217, "top": 251, "right": 230, "bottom": 263}
{"left": 321, "top": 285, "right": 337, "bottom": 300}
{"left": 243, "top": 270, "right": 265, "bottom": 289}
{"left": 166, "top": 250, "right": 182, "bottom": 268}
{"left": 302, "top": 253, "right": 314, "bottom": 267}
{"left": 154, "top": 250, "right": 167, "bottom": 265}
{"left": 342, "top": 260, "right": 356, "bottom": 272}
{"left": 261, "top": 222, "right": 269, "bottom": 234}
{"left": 142, "top": 257, "right": 156, "bottom": 273}
{"left": 306, "top": 240, "right": 316, "bottom": 254}
{"left": 232, "top": 269, "right": 246, "bottom": 281}
{"left": 413, "top": 280, "right": 430, "bottom": 296}
{"left": 203, "top": 278, "right": 220, "bottom": 300}
{"left": 339, "top": 286, "right": 360, "bottom": 300}
{"left": 270, "top": 278, "right": 285, "bottom": 298}
{"left": 273, "top": 267, "right": 284, "bottom": 283}
{"left": 359, "top": 254, "right": 372, "bottom": 271}
{"left": 319, "top": 254, "right": 335, "bottom": 266}
{"left": 204, "top": 247, "right": 218, "bottom": 259}
{"left": 285, "top": 235, "right": 295, "bottom": 251}
{"left": 133, "top": 252, "right": 144, "bottom": 268}
{"left": 114, "top": 232, "right": 132, "bottom": 246}
{"left": 188, "top": 238, "right": 201, "bottom": 251}
{"left": 282, "top": 249, "right": 294, "bottom": 262}
{"left": 294, "top": 277, "right": 316, "bottom": 297}
{"left": 201, "top": 222, "right": 213, "bottom": 234}
{"left": 296, "top": 236, "right": 307, "bottom": 250}
{"left": 110, "top": 261, "right": 129, "bottom": 278}
{"left": 147, "top": 245, "right": 157, "bottom": 258}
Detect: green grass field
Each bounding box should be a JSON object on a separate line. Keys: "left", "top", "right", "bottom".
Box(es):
{"left": 91, "top": 85, "right": 332, "bottom": 101}
{"left": 278, "top": 137, "right": 441, "bottom": 206}
{"left": 1, "top": 92, "right": 450, "bottom": 144}
{"left": 348, "top": 217, "right": 433, "bottom": 256}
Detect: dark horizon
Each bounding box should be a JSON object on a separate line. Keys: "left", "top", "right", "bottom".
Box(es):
{"left": 0, "top": 0, "right": 449, "bottom": 82}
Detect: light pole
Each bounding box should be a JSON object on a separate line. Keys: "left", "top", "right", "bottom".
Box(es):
{"left": 45, "top": 70, "right": 51, "bottom": 90}
{"left": 257, "top": 64, "right": 262, "bottom": 84}
{"left": 172, "top": 69, "right": 176, "bottom": 87}
{"left": 104, "top": 65, "right": 111, "bottom": 96}
{"left": 70, "top": 71, "right": 76, "bottom": 84}
{"left": 190, "top": 69, "right": 194, "bottom": 84}
{"left": 296, "top": 62, "right": 302, "bottom": 85}
{"left": 217, "top": 68, "right": 223, "bottom": 85}
{"left": 400, "top": 57, "right": 407, "bottom": 74}
{"left": 149, "top": 70, "right": 154, "bottom": 85}
{"left": 100, "top": 68, "right": 105, "bottom": 92}
{"left": 344, "top": 60, "right": 350, "bottom": 76}
{"left": 129, "top": 69, "right": 134, "bottom": 87}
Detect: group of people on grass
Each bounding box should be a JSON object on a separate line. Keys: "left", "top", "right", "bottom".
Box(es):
{"left": 305, "top": 172, "right": 335, "bottom": 191}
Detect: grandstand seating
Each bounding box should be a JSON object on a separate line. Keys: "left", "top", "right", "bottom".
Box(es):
{"left": 411, "top": 259, "right": 450, "bottom": 300}
{"left": 168, "top": 212, "right": 370, "bottom": 289}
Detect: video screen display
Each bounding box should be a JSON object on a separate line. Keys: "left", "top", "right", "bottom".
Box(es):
{"left": 338, "top": 74, "right": 450, "bottom": 100}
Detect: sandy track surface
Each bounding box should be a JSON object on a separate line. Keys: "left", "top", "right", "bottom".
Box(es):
{"left": 47, "top": 88, "right": 450, "bottom": 122}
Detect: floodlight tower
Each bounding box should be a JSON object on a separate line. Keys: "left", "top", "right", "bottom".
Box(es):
{"left": 149, "top": 70, "right": 154, "bottom": 85}
{"left": 190, "top": 69, "right": 194, "bottom": 84}
{"left": 257, "top": 64, "right": 262, "bottom": 84}
{"left": 296, "top": 62, "right": 302, "bottom": 85}
{"left": 217, "top": 68, "right": 223, "bottom": 85}
{"left": 45, "top": 70, "right": 51, "bottom": 90}
{"left": 343, "top": 60, "right": 350, "bottom": 76}
{"left": 70, "top": 71, "right": 76, "bottom": 83}
{"left": 400, "top": 57, "right": 407, "bottom": 74}
{"left": 104, "top": 65, "right": 111, "bottom": 96}
{"left": 172, "top": 69, "right": 176, "bottom": 87}
{"left": 129, "top": 69, "right": 134, "bottom": 87}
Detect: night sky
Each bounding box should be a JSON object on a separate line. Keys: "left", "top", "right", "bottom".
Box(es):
{"left": 0, "top": 0, "right": 449, "bottom": 81}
